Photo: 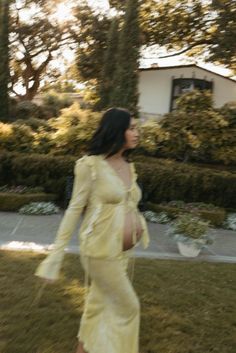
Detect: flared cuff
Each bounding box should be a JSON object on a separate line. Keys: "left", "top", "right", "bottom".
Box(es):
{"left": 139, "top": 214, "right": 150, "bottom": 249}
{"left": 35, "top": 256, "right": 62, "bottom": 281}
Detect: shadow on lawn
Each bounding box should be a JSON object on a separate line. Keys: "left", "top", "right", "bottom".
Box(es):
{"left": 1, "top": 251, "right": 84, "bottom": 353}
{"left": 1, "top": 251, "right": 236, "bottom": 353}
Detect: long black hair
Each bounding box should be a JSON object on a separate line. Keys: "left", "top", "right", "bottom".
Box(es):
{"left": 87, "top": 107, "right": 133, "bottom": 157}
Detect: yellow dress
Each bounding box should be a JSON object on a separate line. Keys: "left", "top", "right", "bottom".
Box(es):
{"left": 35, "top": 154, "right": 150, "bottom": 353}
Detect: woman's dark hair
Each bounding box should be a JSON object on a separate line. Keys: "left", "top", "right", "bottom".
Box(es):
{"left": 87, "top": 107, "right": 133, "bottom": 157}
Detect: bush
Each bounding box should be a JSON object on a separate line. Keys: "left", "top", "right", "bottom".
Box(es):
{"left": 176, "top": 89, "right": 213, "bottom": 112}
{"left": 218, "top": 101, "right": 236, "bottom": 127}
{"left": 0, "top": 122, "right": 35, "bottom": 153}
{"left": 139, "top": 91, "right": 236, "bottom": 166}
{"left": 0, "top": 192, "right": 57, "bottom": 211}
{"left": 13, "top": 118, "right": 51, "bottom": 132}
{"left": 14, "top": 100, "right": 41, "bottom": 120}
{"left": 49, "top": 103, "right": 100, "bottom": 155}
{"left": 0, "top": 152, "right": 77, "bottom": 201}
{"left": 1, "top": 152, "right": 236, "bottom": 209}
{"left": 0, "top": 105, "right": 100, "bottom": 155}
{"left": 40, "top": 90, "right": 74, "bottom": 119}
{"left": 134, "top": 155, "right": 236, "bottom": 209}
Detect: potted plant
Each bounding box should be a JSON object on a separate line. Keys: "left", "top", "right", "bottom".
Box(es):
{"left": 166, "top": 213, "right": 214, "bottom": 257}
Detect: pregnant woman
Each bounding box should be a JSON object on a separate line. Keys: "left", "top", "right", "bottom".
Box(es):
{"left": 35, "top": 107, "right": 150, "bottom": 353}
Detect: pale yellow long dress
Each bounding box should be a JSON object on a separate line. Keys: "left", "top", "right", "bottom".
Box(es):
{"left": 35, "top": 155, "right": 150, "bottom": 353}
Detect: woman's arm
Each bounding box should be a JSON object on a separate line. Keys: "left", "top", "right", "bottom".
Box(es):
{"left": 35, "top": 157, "right": 92, "bottom": 281}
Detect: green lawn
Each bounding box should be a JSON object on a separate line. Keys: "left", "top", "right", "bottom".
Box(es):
{"left": 1, "top": 251, "right": 236, "bottom": 353}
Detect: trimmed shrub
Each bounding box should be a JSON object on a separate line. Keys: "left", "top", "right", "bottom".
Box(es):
{"left": 0, "top": 192, "right": 57, "bottom": 211}
{"left": 176, "top": 89, "right": 213, "bottom": 112}
{"left": 134, "top": 155, "right": 236, "bottom": 209}
{"left": 1, "top": 152, "right": 236, "bottom": 209}
{"left": 0, "top": 152, "right": 77, "bottom": 201}
{"left": 40, "top": 90, "right": 74, "bottom": 119}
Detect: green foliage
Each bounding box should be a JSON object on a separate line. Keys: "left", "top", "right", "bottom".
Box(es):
{"left": 167, "top": 213, "right": 213, "bottom": 250}
{"left": 0, "top": 192, "right": 57, "bottom": 211}
{"left": 9, "top": 0, "right": 75, "bottom": 100}
{"left": 0, "top": 104, "right": 100, "bottom": 155}
{"left": 134, "top": 155, "right": 236, "bottom": 209}
{"left": 40, "top": 90, "right": 74, "bottom": 119}
{"left": 0, "top": 0, "right": 10, "bottom": 121}
{"left": 139, "top": 90, "right": 236, "bottom": 165}
{"left": 139, "top": 120, "right": 170, "bottom": 155}
{"left": 13, "top": 118, "right": 51, "bottom": 132}
{"left": 169, "top": 213, "right": 210, "bottom": 239}
{"left": 0, "top": 152, "right": 76, "bottom": 201}
{"left": 99, "top": 18, "right": 120, "bottom": 110}
{"left": 110, "top": 0, "right": 140, "bottom": 113}
{"left": 0, "top": 122, "right": 35, "bottom": 153}
{"left": 14, "top": 100, "right": 41, "bottom": 120}
{"left": 140, "top": 0, "right": 236, "bottom": 72}
{"left": 218, "top": 101, "right": 236, "bottom": 127}
{"left": 1, "top": 152, "right": 236, "bottom": 209}
{"left": 0, "top": 185, "right": 44, "bottom": 193}
{"left": 176, "top": 89, "right": 213, "bottom": 113}
{"left": 75, "top": 4, "right": 111, "bottom": 83}
{"left": 50, "top": 103, "right": 100, "bottom": 155}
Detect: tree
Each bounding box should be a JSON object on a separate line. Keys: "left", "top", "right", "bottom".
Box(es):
{"left": 0, "top": 0, "right": 10, "bottom": 121}
{"left": 140, "top": 0, "right": 236, "bottom": 73}
{"left": 155, "top": 90, "right": 234, "bottom": 164}
{"left": 9, "top": 0, "right": 76, "bottom": 101}
{"left": 75, "top": 0, "right": 235, "bottom": 92}
{"left": 110, "top": 0, "right": 140, "bottom": 113}
{"left": 74, "top": 3, "right": 111, "bottom": 84}
{"left": 98, "top": 18, "right": 119, "bottom": 109}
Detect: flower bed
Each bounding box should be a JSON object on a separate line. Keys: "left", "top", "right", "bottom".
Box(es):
{"left": 19, "top": 202, "right": 59, "bottom": 215}
{"left": 0, "top": 185, "right": 44, "bottom": 194}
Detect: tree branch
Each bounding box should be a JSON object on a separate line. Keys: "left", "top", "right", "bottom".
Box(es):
{"left": 158, "top": 40, "right": 213, "bottom": 58}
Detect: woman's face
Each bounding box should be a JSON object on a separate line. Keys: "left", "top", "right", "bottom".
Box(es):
{"left": 124, "top": 118, "right": 139, "bottom": 150}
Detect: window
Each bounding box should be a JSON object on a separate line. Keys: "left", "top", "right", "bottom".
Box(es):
{"left": 170, "top": 78, "right": 213, "bottom": 111}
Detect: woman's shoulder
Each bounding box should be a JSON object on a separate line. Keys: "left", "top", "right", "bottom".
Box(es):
{"left": 76, "top": 154, "right": 102, "bottom": 165}
{"left": 75, "top": 154, "right": 102, "bottom": 180}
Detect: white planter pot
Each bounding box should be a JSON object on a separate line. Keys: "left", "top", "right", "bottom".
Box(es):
{"left": 177, "top": 241, "right": 201, "bottom": 257}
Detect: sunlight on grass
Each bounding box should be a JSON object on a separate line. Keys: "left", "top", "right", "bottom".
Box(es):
{"left": 1, "top": 251, "right": 236, "bottom": 353}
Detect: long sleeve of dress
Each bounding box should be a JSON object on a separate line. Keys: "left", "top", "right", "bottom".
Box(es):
{"left": 35, "top": 157, "right": 92, "bottom": 280}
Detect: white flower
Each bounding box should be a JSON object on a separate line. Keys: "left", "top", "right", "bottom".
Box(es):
{"left": 19, "top": 202, "right": 60, "bottom": 215}
{"left": 223, "top": 213, "right": 236, "bottom": 231}
{"left": 143, "top": 210, "right": 170, "bottom": 224}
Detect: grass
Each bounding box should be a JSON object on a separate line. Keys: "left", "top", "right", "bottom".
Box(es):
{"left": 1, "top": 251, "right": 236, "bottom": 353}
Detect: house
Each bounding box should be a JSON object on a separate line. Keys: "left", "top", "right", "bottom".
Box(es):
{"left": 138, "top": 64, "right": 236, "bottom": 120}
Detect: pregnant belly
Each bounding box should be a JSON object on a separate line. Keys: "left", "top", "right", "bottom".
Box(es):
{"left": 123, "top": 211, "right": 143, "bottom": 251}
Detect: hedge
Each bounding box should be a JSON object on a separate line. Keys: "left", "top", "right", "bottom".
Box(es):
{"left": 134, "top": 156, "right": 236, "bottom": 209}
{"left": 1, "top": 152, "right": 236, "bottom": 209}
{"left": 0, "top": 152, "right": 78, "bottom": 201}
{"left": 0, "top": 192, "right": 57, "bottom": 211}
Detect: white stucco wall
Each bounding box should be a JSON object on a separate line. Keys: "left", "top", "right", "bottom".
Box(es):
{"left": 138, "top": 66, "right": 236, "bottom": 117}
